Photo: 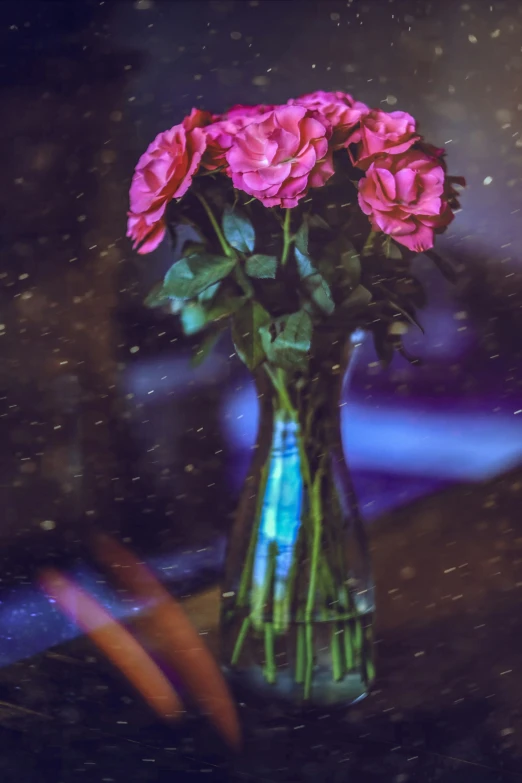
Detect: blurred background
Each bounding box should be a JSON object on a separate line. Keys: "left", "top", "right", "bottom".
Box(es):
{"left": 2, "top": 0, "right": 522, "bottom": 780}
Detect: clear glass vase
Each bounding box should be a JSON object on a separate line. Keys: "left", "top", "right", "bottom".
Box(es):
{"left": 220, "top": 335, "right": 375, "bottom": 709}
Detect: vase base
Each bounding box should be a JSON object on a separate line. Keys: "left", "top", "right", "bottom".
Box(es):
{"left": 224, "top": 664, "right": 369, "bottom": 711}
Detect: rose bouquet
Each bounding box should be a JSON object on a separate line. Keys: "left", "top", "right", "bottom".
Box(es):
{"left": 127, "top": 92, "right": 464, "bottom": 706}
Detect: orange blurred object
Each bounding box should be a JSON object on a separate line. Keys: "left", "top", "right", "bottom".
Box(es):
{"left": 95, "top": 535, "right": 241, "bottom": 750}
{"left": 39, "top": 568, "right": 184, "bottom": 721}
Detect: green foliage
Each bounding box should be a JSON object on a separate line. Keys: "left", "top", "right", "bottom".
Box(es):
{"left": 425, "top": 249, "right": 457, "bottom": 283}
{"left": 342, "top": 284, "right": 372, "bottom": 312}
{"left": 260, "top": 310, "right": 313, "bottom": 371}
{"left": 222, "top": 206, "right": 255, "bottom": 253}
{"left": 144, "top": 282, "right": 170, "bottom": 309}
{"left": 294, "top": 220, "right": 309, "bottom": 255}
{"left": 163, "top": 253, "right": 236, "bottom": 299}
{"left": 191, "top": 329, "right": 224, "bottom": 368}
{"left": 245, "top": 254, "right": 277, "bottom": 279}
{"left": 232, "top": 301, "right": 271, "bottom": 370}
{"left": 180, "top": 302, "right": 207, "bottom": 335}
{"left": 294, "top": 246, "right": 334, "bottom": 316}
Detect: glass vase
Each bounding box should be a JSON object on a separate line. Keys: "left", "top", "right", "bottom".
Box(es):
{"left": 220, "top": 334, "right": 375, "bottom": 708}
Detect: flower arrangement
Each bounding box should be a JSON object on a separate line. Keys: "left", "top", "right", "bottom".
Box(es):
{"left": 127, "top": 92, "right": 464, "bottom": 705}
{"left": 128, "top": 91, "right": 463, "bottom": 374}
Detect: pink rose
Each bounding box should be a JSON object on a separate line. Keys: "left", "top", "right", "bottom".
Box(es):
{"left": 226, "top": 104, "right": 335, "bottom": 208}
{"left": 202, "top": 104, "right": 275, "bottom": 171}
{"left": 358, "top": 150, "right": 453, "bottom": 252}
{"left": 223, "top": 103, "right": 275, "bottom": 121}
{"left": 127, "top": 109, "right": 210, "bottom": 254}
{"left": 354, "top": 109, "right": 420, "bottom": 169}
{"left": 289, "top": 90, "right": 369, "bottom": 149}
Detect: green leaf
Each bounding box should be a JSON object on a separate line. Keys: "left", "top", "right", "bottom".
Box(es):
{"left": 306, "top": 275, "right": 335, "bottom": 315}
{"left": 339, "top": 245, "right": 361, "bottom": 288}
{"left": 294, "top": 247, "right": 334, "bottom": 316}
{"left": 144, "top": 282, "right": 170, "bottom": 309}
{"left": 260, "top": 310, "right": 313, "bottom": 371}
{"left": 390, "top": 301, "right": 424, "bottom": 334}
{"left": 373, "top": 329, "right": 394, "bottom": 367}
{"left": 294, "top": 246, "right": 315, "bottom": 279}
{"left": 384, "top": 238, "right": 403, "bottom": 261}
{"left": 207, "top": 293, "right": 247, "bottom": 323}
{"left": 198, "top": 282, "right": 220, "bottom": 303}
{"left": 231, "top": 301, "right": 271, "bottom": 370}
{"left": 308, "top": 214, "right": 330, "bottom": 231}
{"left": 163, "top": 253, "right": 236, "bottom": 299}
{"left": 294, "top": 220, "right": 309, "bottom": 255}
{"left": 245, "top": 254, "right": 277, "bottom": 279}
{"left": 362, "top": 230, "right": 381, "bottom": 258}
{"left": 424, "top": 249, "right": 458, "bottom": 284}
{"left": 180, "top": 302, "right": 207, "bottom": 335}
{"left": 182, "top": 241, "right": 207, "bottom": 258}
{"left": 222, "top": 206, "right": 255, "bottom": 253}
{"left": 342, "top": 284, "right": 372, "bottom": 311}
{"left": 191, "top": 329, "right": 224, "bottom": 368}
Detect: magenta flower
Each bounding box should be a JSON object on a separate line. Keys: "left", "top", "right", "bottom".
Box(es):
{"left": 126, "top": 109, "right": 210, "bottom": 254}
{"left": 354, "top": 109, "right": 420, "bottom": 169}
{"left": 358, "top": 150, "right": 453, "bottom": 252}
{"left": 226, "top": 104, "right": 334, "bottom": 208}
{"left": 289, "top": 90, "right": 369, "bottom": 149}
{"left": 223, "top": 103, "right": 275, "bottom": 121}
{"left": 202, "top": 105, "right": 275, "bottom": 171}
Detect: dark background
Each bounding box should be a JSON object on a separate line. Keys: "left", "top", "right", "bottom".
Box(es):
{"left": 1, "top": 0, "right": 522, "bottom": 780}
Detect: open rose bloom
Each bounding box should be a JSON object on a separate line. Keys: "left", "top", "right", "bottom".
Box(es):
{"left": 128, "top": 89, "right": 464, "bottom": 368}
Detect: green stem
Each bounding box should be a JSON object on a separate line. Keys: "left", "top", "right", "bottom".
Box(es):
{"left": 331, "top": 624, "right": 343, "bottom": 681}
{"left": 343, "top": 622, "right": 354, "bottom": 671}
{"left": 264, "top": 622, "right": 276, "bottom": 684}
{"left": 195, "top": 192, "right": 235, "bottom": 259}
{"left": 236, "top": 461, "right": 269, "bottom": 608}
{"left": 231, "top": 617, "right": 251, "bottom": 666}
{"left": 305, "top": 465, "right": 324, "bottom": 621}
{"left": 304, "top": 622, "right": 314, "bottom": 699}
{"left": 233, "top": 263, "right": 254, "bottom": 298}
{"left": 280, "top": 208, "right": 292, "bottom": 267}
{"left": 364, "top": 625, "right": 375, "bottom": 684}
{"left": 295, "top": 624, "right": 305, "bottom": 684}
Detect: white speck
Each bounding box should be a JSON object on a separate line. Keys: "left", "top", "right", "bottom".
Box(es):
{"left": 311, "top": 64, "right": 316, "bottom": 69}
{"left": 500, "top": 727, "right": 515, "bottom": 736}
{"left": 444, "top": 567, "right": 456, "bottom": 573}
{"left": 434, "top": 46, "right": 443, "bottom": 56}
{"left": 222, "top": 591, "right": 235, "bottom": 598}
{"left": 483, "top": 176, "right": 493, "bottom": 185}
{"left": 468, "top": 34, "right": 478, "bottom": 43}
{"left": 230, "top": 31, "right": 242, "bottom": 40}
{"left": 514, "top": 410, "right": 522, "bottom": 415}
{"left": 40, "top": 520, "right": 56, "bottom": 531}
{"left": 386, "top": 95, "right": 398, "bottom": 105}
{"left": 491, "top": 29, "right": 501, "bottom": 38}
{"left": 500, "top": 670, "right": 513, "bottom": 676}
{"left": 414, "top": 651, "right": 425, "bottom": 657}
{"left": 130, "top": 346, "right": 139, "bottom": 353}
{"left": 330, "top": 12, "right": 340, "bottom": 21}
